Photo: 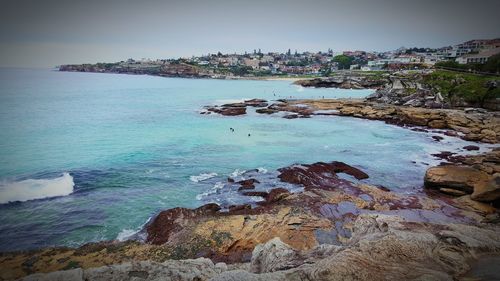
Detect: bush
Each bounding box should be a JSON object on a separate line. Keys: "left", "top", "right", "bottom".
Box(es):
{"left": 423, "top": 70, "right": 500, "bottom": 107}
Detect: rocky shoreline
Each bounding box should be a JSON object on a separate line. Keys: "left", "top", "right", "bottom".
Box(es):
{"left": 204, "top": 97, "right": 499, "bottom": 143}
{"left": 2, "top": 95, "right": 500, "bottom": 280}
{"left": 2, "top": 148, "right": 499, "bottom": 280}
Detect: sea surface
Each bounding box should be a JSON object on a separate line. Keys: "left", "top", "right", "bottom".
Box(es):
{"left": 0, "top": 68, "right": 490, "bottom": 252}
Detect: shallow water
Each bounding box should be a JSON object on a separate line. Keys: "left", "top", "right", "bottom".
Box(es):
{"left": 0, "top": 68, "right": 491, "bottom": 251}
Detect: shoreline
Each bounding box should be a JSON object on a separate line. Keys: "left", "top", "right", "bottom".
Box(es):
{"left": 2, "top": 95, "right": 499, "bottom": 280}
{"left": 57, "top": 68, "right": 316, "bottom": 82}
{"left": 2, "top": 150, "right": 499, "bottom": 280}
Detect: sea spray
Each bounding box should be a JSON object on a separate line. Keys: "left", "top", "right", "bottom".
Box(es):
{"left": 0, "top": 173, "right": 74, "bottom": 204}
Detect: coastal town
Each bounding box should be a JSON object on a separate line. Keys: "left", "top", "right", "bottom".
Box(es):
{"left": 60, "top": 38, "right": 500, "bottom": 78}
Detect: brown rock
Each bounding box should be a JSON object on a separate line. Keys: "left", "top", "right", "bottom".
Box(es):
{"left": 241, "top": 191, "right": 269, "bottom": 198}
{"left": 244, "top": 99, "right": 268, "bottom": 107}
{"left": 237, "top": 179, "right": 260, "bottom": 190}
{"left": 256, "top": 108, "right": 278, "bottom": 114}
{"left": 146, "top": 203, "right": 221, "bottom": 245}
{"left": 432, "top": 135, "right": 444, "bottom": 142}
{"left": 471, "top": 173, "right": 500, "bottom": 202}
{"left": 424, "top": 166, "right": 490, "bottom": 194}
{"left": 439, "top": 188, "right": 467, "bottom": 197}
{"left": 428, "top": 119, "right": 447, "bottom": 129}
{"left": 228, "top": 204, "right": 252, "bottom": 212}
{"left": 453, "top": 195, "right": 497, "bottom": 215}
{"left": 463, "top": 145, "right": 480, "bottom": 151}
{"left": 265, "top": 188, "right": 291, "bottom": 203}
{"left": 207, "top": 106, "right": 247, "bottom": 116}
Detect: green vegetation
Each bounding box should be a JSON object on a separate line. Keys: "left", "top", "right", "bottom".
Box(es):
{"left": 436, "top": 55, "right": 500, "bottom": 74}
{"left": 423, "top": 70, "right": 500, "bottom": 107}
{"left": 332, "top": 55, "right": 354, "bottom": 70}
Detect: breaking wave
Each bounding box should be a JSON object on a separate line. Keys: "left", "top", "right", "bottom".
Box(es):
{"left": 190, "top": 172, "right": 218, "bottom": 182}
{"left": 0, "top": 173, "right": 74, "bottom": 204}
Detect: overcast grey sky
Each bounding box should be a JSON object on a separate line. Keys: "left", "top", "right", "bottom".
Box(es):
{"left": 1, "top": 0, "right": 499, "bottom": 67}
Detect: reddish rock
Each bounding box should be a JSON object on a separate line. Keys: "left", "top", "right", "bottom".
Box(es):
{"left": 207, "top": 106, "right": 246, "bottom": 116}
{"left": 278, "top": 161, "right": 368, "bottom": 190}
{"left": 244, "top": 99, "right": 268, "bottom": 107}
{"left": 241, "top": 191, "right": 269, "bottom": 198}
{"left": 283, "top": 114, "right": 299, "bottom": 119}
{"left": 237, "top": 179, "right": 260, "bottom": 190}
{"left": 444, "top": 131, "right": 459, "bottom": 137}
{"left": 228, "top": 204, "right": 252, "bottom": 212}
{"left": 432, "top": 151, "right": 456, "bottom": 161}
{"left": 256, "top": 108, "right": 279, "bottom": 114}
{"left": 146, "top": 203, "right": 221, "bottom": 245}
{"left": 432, "top": 135, "right": 444, "bottom": 142}
{"left": 463, "top": 145, "right": 480, "bottom": 151}
{"left": 265, "top": 188, "right": 291, "bottom": 203}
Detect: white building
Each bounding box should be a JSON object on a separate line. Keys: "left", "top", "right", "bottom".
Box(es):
{"left": 456, "top": 48, "right": 500, "bottom": 64}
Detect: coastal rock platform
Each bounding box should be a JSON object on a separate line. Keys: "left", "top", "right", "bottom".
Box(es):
{"left": 256, "top": 98, "right": 500, "bottom": 143}
{"left": 3, "top": 152, "right": 500, "bottom": 281}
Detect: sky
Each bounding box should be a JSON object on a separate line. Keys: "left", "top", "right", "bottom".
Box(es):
{"left": 0, "top": 0, "right": 499, "bottom": 67}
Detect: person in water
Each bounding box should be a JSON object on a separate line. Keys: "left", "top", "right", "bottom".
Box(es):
{"left": 248, "top": 133, "right": 251, "bottom": 137}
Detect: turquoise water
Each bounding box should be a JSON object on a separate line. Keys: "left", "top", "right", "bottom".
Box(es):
{"left": 0, "top": 68, "right": 489, "bottom": 251}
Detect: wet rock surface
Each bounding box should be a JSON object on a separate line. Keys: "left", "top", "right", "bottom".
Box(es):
{"left": 275, "top": 99, "right": 500, "bottom": 143}
{"left": 203, "top": 99, "right": 269, "bottom": 116}
{"left": 4, "top": 154, "right": 500, "bottom": 280}
{"left": 424, "top": 149, "right": 500, "bottom": 204}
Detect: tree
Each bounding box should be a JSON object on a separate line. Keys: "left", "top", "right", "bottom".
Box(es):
{"left": 332, "top": 55, "right": 354, "bottom": 70}
{"left": 483, "top": 54, "right": 500, "bottom": 74}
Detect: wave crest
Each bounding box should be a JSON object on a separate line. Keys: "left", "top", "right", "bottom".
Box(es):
{"left": 189, "top": 172, "right": 218, "bottom": 182}
{"left": 0, "top": 173, "right": 74, "bottom": 204}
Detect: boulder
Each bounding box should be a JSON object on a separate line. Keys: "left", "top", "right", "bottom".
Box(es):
{"left": 256, "top": 108, "right": 279, "bottom": 114}
{"left": 463, "top": 145, "right": 480, "bottom": 151}
{"left": 278, "top": 161, "right": 368, "bottom": 191}
{"left": 244, "top": 99, "right": 268, "bottom": 107}
{"left": 250, "top": 238, "right": 301, "bottom": 273}
{"left": 237, "top": 179, "right": 260, "bottom": 190}
{"left": 424, "top": 166, "right": 490, "bottom": 194}
{"left": 264, "top": 188, "right": 291, "bottom": 204}
{"left": 471, "top": 173, "right": 500, "bottom": 202}
{"left": 207, "top": 106, "right": 246, "bottom": 116}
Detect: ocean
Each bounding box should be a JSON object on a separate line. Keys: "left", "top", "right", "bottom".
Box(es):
{"left": 0, "top": 68, "right": 489, "bottom": 251}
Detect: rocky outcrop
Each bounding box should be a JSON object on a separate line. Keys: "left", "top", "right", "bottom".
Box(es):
{"left": 4, "top": 156, "right": 500, "bottom": 281}
{"left": 424, "top": 150, "right": 500, "bottom": 204}
{"left": 268, "top": 99, "right": 500, "bottom": 143}
{"left": 203, "top": 99, "right": 269, "bottom": 116}
{"left": 424, "top": 166, "right": 490, "bottom": 194}
{"left": 19, "top": 214, "right": 500, "bottom": 281}
{"left": 278, "top": 161, "right": 368, "bottom": 191}
{"left": 294, "top": 75, "right": 388, "bottom": 89}
{"left": 206, "top": 106, "right": 246, "bottom": 116}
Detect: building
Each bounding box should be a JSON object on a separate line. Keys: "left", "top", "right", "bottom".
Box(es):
{"left": 456, "top": 48, "right": 500, "bottom": 64}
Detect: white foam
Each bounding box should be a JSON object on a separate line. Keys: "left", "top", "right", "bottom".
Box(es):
{"left": 196, "top": 181, "right": 225, "bottom": 200}
{"left": 0, "top": 173, "right": 74, "bottom": 204}
{"left": 295, "top": 85, "right": 304, "bottom": 92}
{"left": 230, "top": 169, "right": 246, "bottom": 177}
{"left": 190, "top": 172, "right": 218, "bottom": 182}
{"left": 116, "top": 229, "right": 138, "bottom": 242}
{"left": 257, "top": 167, "right": 268, "bottom": 173}
{"left": 214, "top": 99, "right": 247, "bottom": 105}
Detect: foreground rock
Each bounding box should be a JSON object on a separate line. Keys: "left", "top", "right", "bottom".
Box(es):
{"left": 3, "top": 156, "right": 500, "bottom": 280}
{"left": 424, "top": 149, "right": 500, "bottom": 204}
{"left": 19, "top": 214, "right": 500, "bottom": 281}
